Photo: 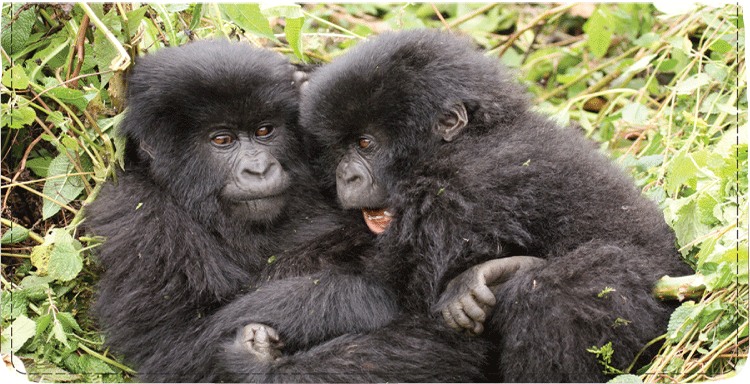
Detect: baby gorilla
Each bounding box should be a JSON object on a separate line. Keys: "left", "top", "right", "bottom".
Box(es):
{"left": 87, "top": 40, "right": 398, "bottom": 382}
{"left": 300, "top": 29, "right": 694, "bottom": 382}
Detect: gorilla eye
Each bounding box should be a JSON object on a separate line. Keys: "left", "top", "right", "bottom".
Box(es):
{"left": 358, "top": 138, "right": 372, "bottom": 148}
{"left": 212, "top": 135, "right": 234, "bottom": 146}
{"left": 256, "top": 125, "right": 274, "bottom": 137}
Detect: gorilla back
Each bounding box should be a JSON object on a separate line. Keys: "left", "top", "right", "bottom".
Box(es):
{"left": 86, "top": 40, "right": 345, "bottom": 381}
{"left": 301, "top": 30, "right": 693, "bottom": 382}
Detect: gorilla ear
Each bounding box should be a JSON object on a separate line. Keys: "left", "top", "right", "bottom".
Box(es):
{"left": 434, "top": 103, "right": 468, "bottom": 142}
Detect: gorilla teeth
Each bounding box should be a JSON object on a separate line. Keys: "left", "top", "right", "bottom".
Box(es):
{"left": 362, "top": 208, "right": 393, "bottom": 234}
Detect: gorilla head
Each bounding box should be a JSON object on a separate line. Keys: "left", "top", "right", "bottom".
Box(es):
{"left": 121, "top": 40, "right": 308, "bottom": 225}
{"left": 300, "top": 30, "right": 529, "bottom": 224}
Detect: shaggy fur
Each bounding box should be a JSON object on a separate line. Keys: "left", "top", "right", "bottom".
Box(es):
{"left": 297, "top": 30, "right": 694, "bottom": 382}
{"left": 87, "top": 39, "right": 486, "bottom": 383}
{"left": 85, "top": 40, "right": 390, "bottom": 382}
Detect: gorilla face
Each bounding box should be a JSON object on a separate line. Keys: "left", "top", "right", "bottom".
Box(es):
{"left": 120, "top": 40, "right": 308, "bottom": 225}
{"left": 208, "top": 120, "right": 293, "bottom": 222}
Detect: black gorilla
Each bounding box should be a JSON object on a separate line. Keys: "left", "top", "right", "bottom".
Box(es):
{"left": 86, "top": 40, "right": 399, "bottom": 382}
{"left": 296, "top": 30, "right": 694, "bottom": 382}
{"left": 87, "top": 40, "right": 486, "bottom": 383}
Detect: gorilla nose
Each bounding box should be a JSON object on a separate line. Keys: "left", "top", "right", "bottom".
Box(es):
{"left": 239, "top": 152, "right": 280, "bottom": 182}
{"left": 337, "top": 163, "right": 362, "bottom": 186}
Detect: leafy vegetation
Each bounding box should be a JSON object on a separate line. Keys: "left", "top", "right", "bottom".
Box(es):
{"left": 1, "top": 3, "right": 746, "bottom": 382}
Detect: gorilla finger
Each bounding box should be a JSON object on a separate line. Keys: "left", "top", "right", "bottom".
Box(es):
{"left": 264, "top": 326, "right": 281, "bottom": 342}
{"left": 459, "top": 295, "right": 486, "bottom": 323}
{"left": 448, "top": 302, "right": 474, "bottom": 330}
{"left": 254, "top": 326, "right": 271, "bottom": 349}
{"left": 442, "top": 307, "right": 461, "bottom": 330}
{"left": 471, "top": 321, "right": 484, "bottom": 336}
{"left": 472, "top": 284, "right": 496, "bottom": 306}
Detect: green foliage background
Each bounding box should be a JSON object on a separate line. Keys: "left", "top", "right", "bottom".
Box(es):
{"left": 1, "top": 3, "right": 747, "bottom": 382}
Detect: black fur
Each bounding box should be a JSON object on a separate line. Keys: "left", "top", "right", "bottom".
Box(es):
{"left": 86, "top": 40, "right": 397, "bottom": 382}
{"left": 299, "top": 30, "right": 694, "bottom": 382}
{"left": 87, "top": 39, "right": 486, "bottom": 383}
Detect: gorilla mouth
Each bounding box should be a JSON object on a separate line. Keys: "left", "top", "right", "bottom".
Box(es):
{"left": 362, "top": 208, "right": 392, "bottom": 234}
{"left": 231, "top": 195, "right": 286, "bottom": 221}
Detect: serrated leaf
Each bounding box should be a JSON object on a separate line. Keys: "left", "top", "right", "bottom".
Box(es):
{"left": 1, "top": 315, "right": 36, "bottom": 354}
{"left": 26, "top": 360, "right": 81, "bottom": 382}
{"left": 46, "top": 87, "right": 90, "bottom": 112}
{"left": 125, "top": 6, "right": 150, "bottom": 35}
{"left": 666, "top": 301, "right": 695, "bottom": 341}
{"left": 1, "top": 5, "right": 36, "bottom": 56}
{"left": 665, "top": 152, "right": 699, "bottom": 194}
{"left": 284, "top": 16, "right": 305, "bottom": 61}
{"left": 1, "top": 290, "right": 28, "bottom": 321}
{"left": 670, "top": 199, "right": 713, "bottom": 249}
{"left": 1, "top": 66, "right": 30, "bottom": 89}
{"left": 704, "top": 62, "right": 728, "bottom": 82}
{"left": 219, "top": 4, "right": 275, "bottom": 40}
{"left": 42, "top": 152, "right": 89, "bottom": 219}
{"left": 36, "top": 314, "right": 52, "bottom": 337}
{"left": 1, "top": 225, "right": 29, "bottom": 244}
{"left": 52, "top": 319, "right": 70, "bottom": 348}
{"left": 2, "top": 104, "right": 36, "bottom": 129}
{"left": 47, "top": 230, "right": 83, "bottom": 282}
{"left": 30, "top": 242, "right": 53, "bottom": 275}
{"left": 55, "top": 312, "right": 83, "bottom": 333}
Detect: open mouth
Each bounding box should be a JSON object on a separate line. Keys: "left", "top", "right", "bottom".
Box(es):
{"left": 362, "top": 208, "right": 393, "bottom": 234}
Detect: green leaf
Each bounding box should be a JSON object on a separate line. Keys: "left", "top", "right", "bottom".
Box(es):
{"left": 709, "top": 38, "right": 733, "bottom": 54}
{"left": 674, "top": 73, "right": 712, "bottom": 95}
{"left": 1, "top": 290, "right": 28, "bottom": 321}
{"left": 41, "top": 152, "right": 89, "bottom": 220}
{"left": 1, "top": 66, "right": 30, "bottom": 89}
{"left": 25, "top": 156, "right": 52, "bottom": 178}
{"left": 667, "top": 301, "right": 696, "bottom": 341}
{"left": 30, "top": 229, "right": 83, "bottom": 281}
{"left": 1, "top": 5, "right": 36, "bottom": 56}
{"left": 52, "top": 318, "right": 70, "bottom": 348}
{"left": 667, "top": 198, "right": 713, "bottom": 249}
{"left": 621, "top": 103, "right": 649, "bottom": 125}
{"left": 583, "top": 8, "right": 614, "bottom": 58}
{"left": 624, "top": 54, "right": 656, "bottom": 75}
{"left": 218, "top": 4, "right": 275, "bottom": 40}
{"left": 1, "top": 225, "right": 29, "bottom": 244}
{"left": 36, "top": 314, "right": 52, "bottom": 337}
{"left": 2, "top": 103, "right": 36, "bottom": 129}
{"left": 284, "top": 16, "right": 305, "bottom": 61}
{"left": 188, "top": 3, "right": 205, "bottom": 31}
{"left": 665, "top": 152, "right": 700, "bottom": 194}
{"left": 259, "top": 4, "right": 305, "bottom": 60}
{"left": 1, "top": 314, "right": 36, "bottom": 354}
{"left": 609, "top": 374, "right": 643, "bottom": 383}
{"left": 47, "top": 87, "right": 90, "bottom": 112}
{"left": 47, "top": 230, "right": 84, "bottom": 282}
{"left": 126, "top": 6, "right": 150, "bottom": 35}
{"left": 18, "top": 275, "right": 54, "bottom": 300}
{"left": 55, "top": 312, "right": 83, "bottom": 333}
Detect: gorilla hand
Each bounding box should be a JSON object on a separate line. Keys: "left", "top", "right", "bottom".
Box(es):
{"left": 239, "top": 323, "right": 285, "bottom": 363}
{"left": 436, "top": 256, "right": 546, "bottom": 335}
